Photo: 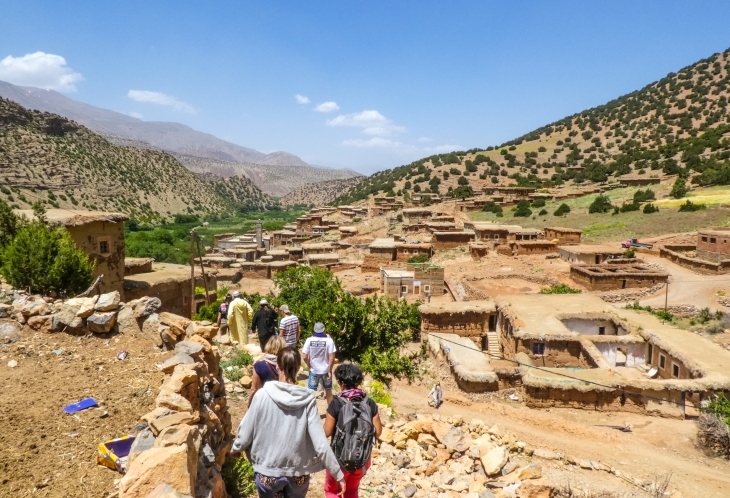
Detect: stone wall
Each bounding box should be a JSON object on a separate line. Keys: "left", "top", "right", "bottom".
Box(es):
{"left": 516, "top": 339, "right": 590, "bottom": 368}
{"left": 569, "top": 265, "right": 667, "bottom": 291}
{"left": 432, "top": 232, "right": 475, "bottom": 251}
{"left": 68, "top": 220, "right": 126, "bottom": 295}
{"left": 659, "top": 245, "right": 730, "bottom": 274}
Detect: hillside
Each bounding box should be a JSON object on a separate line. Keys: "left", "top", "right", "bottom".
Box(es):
{"left": 0, "top": 80, "right": 307, "bottom": 166}
{"left": 0, "top": 98, "right": 272, "bottom": 222}
{"left": 173, "top": 154, "right": 361, "bottom": 197}
{"left": 335, "top": 47, "right": 730, "bottom": 205}
{"left": 280, "top": 176, "right": 364, "bottom": 206}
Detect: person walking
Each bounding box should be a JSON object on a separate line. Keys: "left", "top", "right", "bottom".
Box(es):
{"left": 231, "top": 347, "right": 345, "bottom": 498}
{"left": 252, "top": 298, "right": 278, "bottom": 350}
{"left": 323, "top": 363, "right": 382, "bottom": 498}
{"left": 278, "top": 304, "right": 300, "bottom": 347}
{"left": 248, "top": 336, "right": 286, "bottom": 407}
{"left": 216, "top": 294, "right": 232, "bottom": 340}
{"left": 228, "top": 291, "right": 253, "bottom": 346}
{"left": 302, "top": 322, "right": 336, "bottom": 405}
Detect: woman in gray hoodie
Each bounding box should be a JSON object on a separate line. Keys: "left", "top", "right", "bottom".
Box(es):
{"left": 231, "top": 346, "right": 345, "bottom": 498}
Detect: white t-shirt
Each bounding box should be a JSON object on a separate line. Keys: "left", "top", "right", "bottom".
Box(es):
{"left": 302, "top": 334, "right": 337, "bottom": 375}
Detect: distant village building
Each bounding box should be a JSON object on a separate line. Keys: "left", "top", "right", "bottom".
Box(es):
{"left": 544, "top": 227, "right": 582, "bottom": 245}
{"left": 697, "top": 228, "right": 730, "bottom": 263}
{"left": 558, "top": 244, "right": 624, "bottom": 265}
{"left": 380, "top": 263, "right": 444, "bottom": 298}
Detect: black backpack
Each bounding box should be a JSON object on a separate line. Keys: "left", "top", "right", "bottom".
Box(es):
{"left": 330, "top": 398, "right": 376, "bottom": 472}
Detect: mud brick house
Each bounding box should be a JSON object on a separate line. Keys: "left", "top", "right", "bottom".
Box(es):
{"left": 697, "top": 228, "right": 730, "bottom": 262}
{"left": 380, "top": 263, "right": 444, "bottom": 298}
{"left": 296, "top": 214, "right": 324, "bottom": 233}
{"left": 402, "top": 208, "right": 433, "bottom": 224}
{"left": 301, "top": 241, "right": 338, "bottom": 256}
{"left": 497, "top": 240, "right": 557, "bottom": 256}
{"left": 307, "top": 253, "right": 340, "bottom": 267}
{"left": 544, "top": 227, "right": 582, "bottom": 245}
{"left": 16, "top": 209, "right": 128, "bottom": 295}
{"left": 469, "top": 242, "right": 490, "bottom": 260}
{"left": 432, "top": 231, "right": 475, "bottom": 250}
{"left": 569, "top": 263, "right": 668, "bottom": 291}
{"left": 338, "top": 226, "right": 358, "bottom": 239}
{"left": 424, "top": 221, "right": 459, "bottom": 233}
{"left": 396, "top": 242, "right": 433, "bottom": 262}
{"left": 466, "top": 223, "right": 541, "bottom": 246}
{"left": 558, "top": 244, "right": 624, "bottom": 264}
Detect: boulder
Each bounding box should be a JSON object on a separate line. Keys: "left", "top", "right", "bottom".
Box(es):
{"left": 95, "top": 291, "right": 121, "bottom": 311}
{"left": 141, "top": 407, "right": 176, "bottom": 426}
{"left": 0, "top": 322, "right": 21, "bottom": 342}
{"left": 150, "top": 412, "right": 199, "bottom": 436}
{"left": 187, "top": 334, "right": 212, "bottom": 353}
{"left": 26, "top": 314, "right": 52, "bottom": 332}
{"left": 432, "top": 421, "right": 453, "bottom": 445}
{"left": 160, "top": 312, "right": 191, "bottom": 337}
{"left": 52, "top": 301, "right": 84, "bottom": 331}
{"left": 175, "top": 341, "right": 204, "bottom": 356}
{"left": 63, "top": 296, "right": 97, "bottom": 318}
{"left": 87, "top": 311, "right": 117, "bottom": 333}
{"left": 239, "top": 376, "right": 253, "bottom": 389}
{"left": 154, "top": 424, "right": 201, "bottom": 451}
{"left": 515, "top": 482, "right": 554, "bottom": 498}
{"left": 127, "top": 428, "right": 156, "bottom": 468}
{"left": 145, "top": 484, "right": 193, "bottom": 498}
{"left": 20, "top": 299, "right": 50, "bottom": 317}
{"left": 532, "top": 448, "right": 561, "bottom": 461}
{"left": 142, "top": 313, "right": 163, "bottom": 347}
{"left": 116, "top": 306, "right": 142, "bottom": 335}
{"left": 0, "top": 303, "right": 10, "bottom": 318}
{"left": 134, "top": 296, "right": 162, "bottom": 319}
{"left": 157, "top": 353, "right": 195, "bottom": 374}
{"left": 440, "top": 426, "right": 471, "bottom": 453}
{"left": 186, "top": 321, "right": 218, "bottom": 340}
{"left": 118, "top": 445, "right": 196, "bottom": 498}
{"left": 156, "top": 389, "right": 194, "bottom": 413}
{"left": 481, "top": 446, "right": 508, "bottom": 476}
{"left": 517, "top": 464, "right": 542, "bottom": 480}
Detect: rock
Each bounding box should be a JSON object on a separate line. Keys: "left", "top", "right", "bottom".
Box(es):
{"left": 142, "top": 313, "right": 163, "bottom": 347}
{"left": 402, "top": 485, "right": 418, "bottom": 498}
{"left": 154, "top": 424, "right": 201, "bottom": 453}
{"left": 186, "top": 321, "right": 218, "bottom": 340}
{"left": 440, "top": 427, "right": 471, "bottom": 452}
{"left": 95, "top": 291, "right": 121, "bottom": 312}
{"left": 175, "top": 340, "right": 204, "bottom": 356}
{"left": 478, "top": 490, "right": 497, "bottom": 498}
{"left": 52, "top": 303, "right": 84, "bottom": 331}
{"left": 0, "top": 322, "right": 21, "bottom": 342}
{"left": 501, "top": 461, "right": 519, "bottom": 476}
{"left": 379, "top": 426, "right": 395, "bottom": 444}
{"left": 517, "top": 464, "right": 542, "bottom": 480}
{"left": 114, "top": 306, "right": 141, "bottom": 335}
{"left": 393, "top": 454, "right": 411, "bottom": 469}
{"left": 187, "top": 334, "right": 212, "bottom": 353}
{"left": 239, "top": 375, "right": 253, "bottom": 389}
{"left": 0, "top": 304, "right": 10, "bottom": 318}
{"left": 7, "top": 360, "right": 18, "bottom": 368}
{"left": 157, "top": 353, "right": 195, "bottom": 374}
{"left": 74, "top": 296, "right": 98, "bottom": 318}
{"left": 26, "top": 314, "right": 52, "bottom": 332}
{"left": 201, "top": 443, "right": 216, "bottom": 465}
{"left": 417, "top": 433, "right": 438, "bottom": 446}
{"left": 87, "top": 311, "right": 118, "bottom": 333}
{"left": 432, "top": 421, "right": 453, "bottom": 445}
{"left": 21, "top": 299, "right": 50, "bottom": 317}
{"left": 532, "top": 448, "right": 560, "bottom": 461}
{"left": 159, "top": 312, "right": 192, "bottom": 337}
{"left": 578, "top": 459, "right": 593, "bottom": 470}
{"left": 145, "top": 483, "right": 193, "bottom": 498}
{"left": 141, "top": 407, "right": 176, "bottom": 426}
{"left": 134, "top": 297, "right": 162, "bottom": 319}
{"left": 128, "top": 428, "right": 156, "bottom": 468}
{"left": 481, "top": 446, "right": 508, "bottom": 476}
{"left": 119, "top": 445, "right": 196, "bottom": 498}
{"left": 515, "top": 482, "right": 553, "bottom": 498}
{"left": 149, "top": 412, "right": 199, "bottom": 436}
{"left": 156, "top": 389, "right": 193, "bottom": 413}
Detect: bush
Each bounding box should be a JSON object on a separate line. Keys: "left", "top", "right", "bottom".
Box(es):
{"left": 367, "top": 380, "right": 392, "bottom": 407}
{"left": 513, "top": 200, "right": 532, "bottom": 218}
{"left": 670, "top": 177, "right": 688, "bottom": 199}
{"left": 619, "top": 201, "right": 640, "bottom": 213}
{"left": 457, "top": 176, "right": 469, "bottom": 186}
{"left": 643, "top": 203, "right": 659, "bottom": 214}
{"left": 678, "top": 200, "right": 707, "bottom": 212}
{"left": 554, "top": 203, "right": 571, "bottom": 216}
{"left": 633, "top": 189, "right": 656, "bottom": 203}
{"left": 538, "top": 209, "right": 548, "bottom": 216}
{"left": 1, "top": 222, "right": 95, "bottom": 296}
{"left": 450, "top": 185, "right": 474, "bottom": 199}
{"left": 540, "top": 284, "right": 581, "bottom": 294}
{"left": 481, "top": 201, "right": 503, "bottom": 215}
{"left": 588, "top": 194, "right": 614, "bottom": 214}
{"left": 531, "top": 198, "right": 546, "bottom": 208}
{"left": 623, "top": 248, "right": 636, "bottom": 258}
{"left": 222, "top": 457, "right": 256, "bottom": 498}
{"left": 625, "top": 301, "right": 674, "bottom": 322}
{"left": 407, "top": 253, "right": 430, "bottom": 264}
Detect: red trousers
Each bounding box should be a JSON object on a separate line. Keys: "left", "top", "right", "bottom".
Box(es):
{"left": 324, "top": 460, "right": 370, "bottom": 498}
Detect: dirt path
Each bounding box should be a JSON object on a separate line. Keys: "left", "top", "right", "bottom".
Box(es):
{"left": 389, "top": 375, "right": 730, "bottom": 497}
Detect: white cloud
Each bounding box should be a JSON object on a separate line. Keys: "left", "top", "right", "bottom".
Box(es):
{"left": 418, "top": 136, "right": 433, "bottom": 143}
{"left": 0, "top": 52, "right": 83, "bottom": 92}
{"left": 327, "top": 110, "right": 405, "bottom": 136}
{"left": 342, "top": 137, "right": 404, "bottom": 149}
{"left": 128, "top": 111, "right": 144, "bottom": 119}
{"left": 127, "top": 90, "right": 196, "bottom": 113}
{"left": 295, "top": 94, "right": 310, "bottom": 104}
{"left": 314, "top": 101, "right": 340, "bottom": 113}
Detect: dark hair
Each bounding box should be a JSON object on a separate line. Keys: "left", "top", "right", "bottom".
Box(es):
{"left": 277, "top": 346, "right": 301, "bottom": 383}
{"left": 225, "top": 294, "right": 233, "bottom": 302}
{"left": 334, "top": 363, "right": 363, "bottom": 389}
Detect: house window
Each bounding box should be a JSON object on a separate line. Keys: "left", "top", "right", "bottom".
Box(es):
{"left": 424, "top": 285, "right": 431, "bottom": 293}
{"left": 494, "top": 234, "right": 499, "bottom": 240}
{"left": 672, "top": 363, "right": 680, "bottom": 378}
{"left": 598, "top": 326, "right": 606, "bottom": 335}
{"left": 401, "top": 285, "right": 408, "bottom": 294}
{"left": 701, "top": 236, "right": 707, "bottom": 242}
{"left": 183, "top": 295, "right": 189, "bottom": 305}
{"left": 659, "top": 354, "right": 666, "bottom": 369}
{"left": 711, "top": 238, "right": 717, "bottom": 244}
{"left": 99, "top": 240, "right": 110, "bottom": 255}
{"left": 532, "top": 342, "right": 545, "bottom": 355}
{"left": 250, "top": 266, "right": 254, "bottom": 271}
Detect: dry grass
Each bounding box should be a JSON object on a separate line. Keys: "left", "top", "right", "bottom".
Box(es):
{"left": 556, "top": 473, "right": 671, "bottom": 498}
{"left": 698, "top": 413, "right": 730, "bottom": 458}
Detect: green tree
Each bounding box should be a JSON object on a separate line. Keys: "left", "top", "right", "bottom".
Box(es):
{"left": 513, "top": 200, "right": 532, "bottom": 218}
{"left": 457, "top": 176, "right": 469, "bottom": 186}
{"left": 670, "top": 177, "right": 688, "bottom": 199}
{"left": 0, "top": 198, "right": 20, "bottom": 256}
{"left": 554, "top": 203, "right": 571, "bottom": 216}
{"left": 1, "top": 222, "right": 95, "bottom": 295}
{"left": 588, "top": 194, "right": 614, "bottom": 214}
{"left": 450, "top": 185, "right": 474, "bottom": 199}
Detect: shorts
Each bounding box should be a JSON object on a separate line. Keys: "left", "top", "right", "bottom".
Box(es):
{"left": 307, "top": 371, "right": 333, "bottom": 391}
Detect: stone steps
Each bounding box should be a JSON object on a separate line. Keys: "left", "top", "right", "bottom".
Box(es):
{"left": 486, "top": 331, "right": 502, "bottom": 359}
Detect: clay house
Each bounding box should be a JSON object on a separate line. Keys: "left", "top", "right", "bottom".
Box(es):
{"left": 301, "top": 241, "right": 338, "bottom": 256}
{"left": 569, "top": 263, "right": 668, "bottom": 291}
{"left": 469, "top": 242, "right": 490, "bottom": 260}
{"left": 697, "top": 228, "right": 730, "bottom": 262}
{"left": 338, "top": 226, "right": 358, "bottom": 239}
{"left": 396, "top": 242, "right": 433, "bottom": 262}
{"left": 544, "top": 227, "right": 582, "bottom": 245}
{"left": 497, "top": 240, "right": 557, "bottom": 257}
{"left": 419, "top": 300, "right": 498, "bottom": 353}
{"left": 124, "top": 257, "right": 153, "bottom": 276}
{"left": 380, "top": 263, "right": 444, "bottom": 298}
{"left": 362, "top": 238, "right": 398, "bottom": 272}
{"left": 213, "top": 233, "right": 235, "bottom": 250}
{"left": 467, "top": 223, "right": 517, "bottom": 245}
{"left": 271, "top": 229, "right": 296, "bottom": 248}
{"left": 431, "top": 215, "right": 455, "bottom": 223}
{"left": 558, "top": 244, "right": 624, "bottom": 265}
{"left": 266, "top": 249, "right": 289, "bottom": 262}
{"left": 307, "top": 253, "right": 341, "bottom": 268}
{"left": 618, "top": 174, "right": 661, "bottom": 186}
{"left": 287, "top": 247, "right": 304, "bottom": 262}
{"left": 374, "top": 196, "right": 396, "bottom": 205}
{"left": 403, "top": 222, "right": 426, "bottom": 233}
{"left": 402, "top": 208, "right": 433, "bottom": 224}
{"left": 201, "top": 255, "right": 235, "bottom": 269}
{"left": 424, "top": 221, "right": 459, "bottom": 233}
{"left": 16, "top": 209, "right": 129, "bottom": 295}
{"left": 432, "top": 231, "right": 475, "bottom": 250}
{"left": 296, "top": 214, "right": 324, "bottom": 233}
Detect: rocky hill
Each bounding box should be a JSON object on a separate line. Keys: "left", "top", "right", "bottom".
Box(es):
{"left": 173, "top": 154, "right": 361, "bottom": 197}
{"left": 280, "top": 176, "right": 364, "bottom": 206}
{"left": 0, "top": 98, "right": 273, "bottom": 222}
{"left": 335, "top": 47, "right": 730, "bottom": 205}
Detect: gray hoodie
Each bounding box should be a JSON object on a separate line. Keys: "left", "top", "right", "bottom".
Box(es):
{"left": 232, "top": 381, "right": 344, "bottom": 481}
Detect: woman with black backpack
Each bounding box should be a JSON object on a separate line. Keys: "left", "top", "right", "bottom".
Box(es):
{"left": 323, "top": 363, "right": 382, "bottom": 498}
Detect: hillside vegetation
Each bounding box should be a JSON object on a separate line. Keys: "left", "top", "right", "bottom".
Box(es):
{"left": 335, "top": 47, "right": 730, "bottom": 205}
{"left": 280, "top": 176, "right": 363, "bottom": 206}
{"left": 0, "top": 98, "right": 273, "bottom": 222}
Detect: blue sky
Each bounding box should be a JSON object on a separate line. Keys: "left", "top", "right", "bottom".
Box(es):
{"left": 1, "top": 1, "right": 730, "bottom": 174}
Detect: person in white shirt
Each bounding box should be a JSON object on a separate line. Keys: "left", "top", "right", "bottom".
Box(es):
{"left": 302, "top": 322, "right": 337, "bottom": 404}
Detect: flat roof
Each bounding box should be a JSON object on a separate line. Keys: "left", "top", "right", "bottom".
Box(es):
{"left": 470, "top": 222, "right": 523, "bottom": 231}
{"left": 381, "top": 268, "right": 413, "bottom": 278}
{"left": 369, "top": 238, "right": 397, "bottom": 249}
{"left": 699, "top": 228, "right": 730, "bottom": 237}
{"left": 558, "top": 244, "right": 624, "bottom": 255}
{"left": 545, "top": 226, "right": 583, "bottom": 234}
{"left": 419, "top": 300, "right": 495, "bottom": 314}
{"left": 15, "top": 209, "right": 128, "bottom": 227}
{"left": 307, "top": 254, "right": 340, "bottom": 261}
{"left": 301, "top": 242, "right": 336, "bottom": 249}
{"left": 403, "top": 208, "right": 433, "bottom": 214}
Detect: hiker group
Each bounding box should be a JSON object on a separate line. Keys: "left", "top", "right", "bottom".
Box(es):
{"left": 221, "top": 291, "right": 382, "bottom": 498}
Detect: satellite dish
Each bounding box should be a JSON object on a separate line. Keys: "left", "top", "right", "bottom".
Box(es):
{"left": 647, "top": 367, "right": 659, "bottom": 378}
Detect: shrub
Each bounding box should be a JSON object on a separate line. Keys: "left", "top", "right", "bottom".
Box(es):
{"left": 670, "top": 177, "right": 688, "bottom": 199}
{"left": 1, "top": 221, "right": 95, "bottom": 296}
{"left": 633, "top": 189, "right": 656, "bottom": 203}
{"left": 221, "top": 350, "right": 254, "bottom": 369}
{"left": 449, "top": 167, "right": 461, "bottom": 176}
{"left": 538, "top": 209, "right": 548, "bottom": 216}
{"left": 407, "top": 253, "right": 430, "bottom": 264}
{"left": 222, "top": 456, "right": 256, "bottom": 498}
{"left": 588, "top": 194, "right": 614, "bottom": 214}
{"left": 625, "top": 301, "right": 674, "bottom": 322}
{"left": 481, "top": 201, "right": 503, "bottom": 215}
{"left": 457, "top": 176, "right": 469, "bottom": 186}
{"left": 623, "top": 248, "right": 636, "bottom": 258}
{"left": 554, "top": 203, "right": 571, "bottom": 216}
{"left": 531, "top": 198, "right": 546, "bottom": 208}
{"left": 643, "top": 203, "right": 659, "bottom": 214}
{"left": 450, "top": 185, "right": 474, "bottom": 199}
{"left": 678, "top": 200, "right": 707, "bottom": 212}
{"left": 619, "top": 201, "right": 640, "bottom": 213}
{"left": 540, "top": 284, "right": 581, "bottom": 294}
{"left": 367, "top": 380, "right": 392, "bottom": 407}
{"left": 513, "top": 200, "right": 532, "bottom": 218}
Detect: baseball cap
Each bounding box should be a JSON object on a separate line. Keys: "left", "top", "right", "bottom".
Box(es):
{"left": 314, "top": 322, "right": 325, "bottom": 333}
{"left": 279, "top": 304, "right": 290, "bottom": 313}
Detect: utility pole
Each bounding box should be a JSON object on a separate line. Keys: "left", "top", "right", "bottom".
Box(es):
{"left": 664, "top": 278, "right": 669, "bottom": 312}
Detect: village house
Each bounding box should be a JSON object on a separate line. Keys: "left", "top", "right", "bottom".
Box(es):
{"left": 396, "top": 242, "right": 433, "bottom": 262}
{"left": 380, "top": 263, "right": 444, "bottom": 298}
{"left": 271, "top": 229, "right": 296, "bottom": 247}
{"left": 569, "top": 263, "right": 669, "bottom": 291}
{"left": 697, "top": 228, "right": 730, "bottom": 263}
{"left": 558, "top": 244, "right": 624, "bottom": 264}
{"left": 544, "top": 226, "right": 582, "bottom": 245}
{"left": 432, "top": 231, "right": 475, "bottom": 251}
{"left": 402, "top": 207, "right": 433, "bottom": 224}
{"left": 301, "top": 241, "right": 338, "bottom": 256}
